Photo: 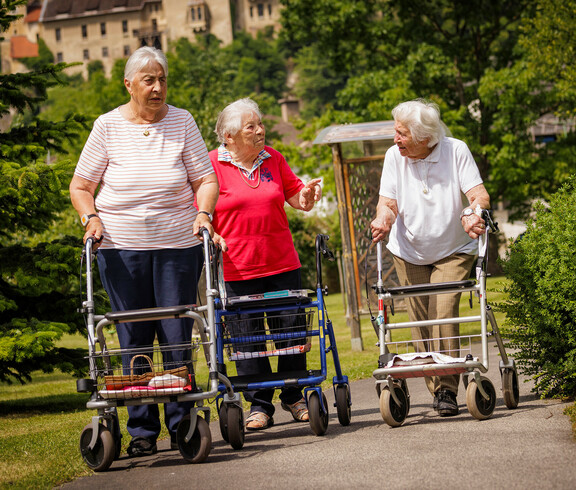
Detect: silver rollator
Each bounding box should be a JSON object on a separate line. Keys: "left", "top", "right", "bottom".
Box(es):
{"left": 371, "top": 210, "right": 519, "bottom": 426}
{"left": 76, "top": 228, "right": 237, "bottom": 471}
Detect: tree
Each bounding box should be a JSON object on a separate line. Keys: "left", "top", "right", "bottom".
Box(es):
{"left": 279, "top": 0, "right": 576, "bottom": 220}
{"left": 0, "top": 0, "right": 90, "bottom": 383}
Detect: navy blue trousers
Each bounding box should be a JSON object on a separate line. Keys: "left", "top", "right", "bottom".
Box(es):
{"left": 225, "top": 269, "right": 307, "bottom": 417}
{"left": 97, "top": 246, "right": 204, "bottom": 442}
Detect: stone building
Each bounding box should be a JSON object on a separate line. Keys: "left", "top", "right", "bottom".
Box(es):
{"left": 1, "top": 0, "right": 282, "bottom": 77}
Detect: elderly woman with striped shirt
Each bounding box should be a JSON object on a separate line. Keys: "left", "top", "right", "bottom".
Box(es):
{"left": 69, "top": 46, "right": 218, "bottom": 458}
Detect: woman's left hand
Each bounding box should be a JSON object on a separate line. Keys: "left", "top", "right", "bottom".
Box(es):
{"left": 462, "top": 214, "right": 487, "bottom": 239}
{"left": 298, "top": 178, "right": 322, "bottom": 211}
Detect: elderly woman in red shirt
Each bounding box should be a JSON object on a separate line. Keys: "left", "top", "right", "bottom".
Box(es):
{"left": 209, "top": 97, "right": 321, "bottom": 430}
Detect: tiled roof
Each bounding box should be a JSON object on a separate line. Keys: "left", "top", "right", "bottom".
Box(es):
{"left": 24, "top": 7, "right": 41, "bottom": 23}
{"left": 40, "top": 0, "right": 148, "bottom": 21}
{"left": 10, "top": 35, "right": 39, "bottom": 58}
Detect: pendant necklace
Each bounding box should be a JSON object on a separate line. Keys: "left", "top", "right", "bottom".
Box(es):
{"left": 415, "top": 161, "right": 431, "bottom": 194}
{"left": 238, "top": 165, "right": 261, "bottom": 188}
{"left": 128, "top": 104, "right": 162, "bottom": 136}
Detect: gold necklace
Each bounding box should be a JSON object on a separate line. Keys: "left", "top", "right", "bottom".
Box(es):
{"left": 238, "top": 165, "right": 261, "bottom": 188}
{"left": 127, "top": 103, "right": 164, "bottom": 136}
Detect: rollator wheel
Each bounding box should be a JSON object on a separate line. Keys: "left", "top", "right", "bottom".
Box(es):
{"left": 104, "top": 411, "right": 122, "bottom": 460}
{"left": 308, "top": 391, "right": 329, "bottom": 436}
{"left": 177, "top": 414, "right": 212, "bottom": 464}
{"left": 502, "top": 368, "right": 520, "bottom": 409}
{"left": 335, "top": 384, "right": 352, "bottom": 426}
{"left": 218, "top": 402, "right": 230, "bottom": 443}
{"left": 79, "top": 422, "right": 115, "bottom": 472}
{"left": 466, "top": 377, "right": 497, "bottom": 420}
{"left": 226, "top": 404, "right": 245, "bottom": 450}
{"left": 399, "top": 379, "right": 410, "bottom": 413}
{"left": 379, "top": 385, "right": 408, "bottom": 427}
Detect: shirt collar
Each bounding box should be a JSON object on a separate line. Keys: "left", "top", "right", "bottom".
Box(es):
{"left": 218, "top": 145, "right": 271, "bottom": 176}
{"left": 409, "top": 140, "right": 442, "bottom": 164}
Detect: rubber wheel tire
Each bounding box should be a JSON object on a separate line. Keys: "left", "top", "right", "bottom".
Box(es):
{"left": 399, "top": 379, "right": 410, "bottom": 413}
{"left": 466, "top": 377, "right": 497, "bottom": 420}
{"left": 79, "top": 423, "right": 115, "bottom": 472}
{"left": 177, "top": 415, "right": 212, "bottom": 464}
{"left": 335, "top": 384, "right": 352, "bottom": 426}
{"left": 502, "top": 368, "right": 520, "bottom": 409}
{"left": 226, "top": 404, "right": 245, "bottom": 450}
{"left": 218, "top": 402, "right": 229, "bottom": 443}
{"left": 308, "top": 392, "right": 329, "bottom": 436}
{"left": 379, "top": 385, "right": 408, "bottom": 427}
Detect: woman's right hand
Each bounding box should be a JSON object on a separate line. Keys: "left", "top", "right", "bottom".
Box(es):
{"left": 84, "top": 218, "right": 104, "bottom": 250}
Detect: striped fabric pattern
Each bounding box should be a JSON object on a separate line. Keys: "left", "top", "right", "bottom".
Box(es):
{"left": 75, "top": 105, "right": 213, "bottom": 250}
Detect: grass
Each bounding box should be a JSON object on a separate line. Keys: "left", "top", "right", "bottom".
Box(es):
{"left": 0, "top": 276, "right": 522, "bottom": 488}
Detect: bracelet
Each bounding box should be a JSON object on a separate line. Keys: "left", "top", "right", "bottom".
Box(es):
{"left": 198, "top": 210, "right": 213, "bottom": 222}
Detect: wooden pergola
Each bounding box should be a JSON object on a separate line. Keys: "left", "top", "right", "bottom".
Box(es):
{"left": 314, "top": 121, "right": 401, "bottom": 351}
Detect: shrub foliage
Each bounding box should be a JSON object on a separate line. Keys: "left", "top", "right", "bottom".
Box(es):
{"left": 500, "top": 178, "right": 576, "bottom": 397}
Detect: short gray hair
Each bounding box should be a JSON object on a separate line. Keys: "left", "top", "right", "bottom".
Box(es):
{"left": 391, "top": 99, "right": 446, "bottom": 147}
{"left": 124, "top": 46, "right": 168, "bottom": 82}
{"left": 215, "top": 98, "right": 263, "bottom": 144}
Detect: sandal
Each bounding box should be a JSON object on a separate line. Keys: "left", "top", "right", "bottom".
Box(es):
{"left": 245, "top": 411, "right": 274, "bottom": 431}
{"left": 281, "top": 397, "right": 309, "bottom": 422}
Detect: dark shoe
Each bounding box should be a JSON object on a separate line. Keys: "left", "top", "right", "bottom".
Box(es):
{"left": 170, "top": 433, "right": 178, "bottom": 451}
{"left": 127, "top": 436, "right": 157, "bottom": 457}
{"left": 437, "top": 390, "right": 459, "bottom": 417}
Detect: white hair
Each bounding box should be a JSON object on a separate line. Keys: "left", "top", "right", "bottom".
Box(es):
{"left": 215, "top": 98, "right": 263, "bottom": 144}
{"left": 124, "top": 46, "right": 168, "bottom": 81}
{"left": 391, "top": 99, "right": 446, "bottom": 147}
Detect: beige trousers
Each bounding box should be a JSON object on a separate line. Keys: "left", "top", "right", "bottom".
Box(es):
{"left": 392, "top": 253, "right": 476, "bottom": 395}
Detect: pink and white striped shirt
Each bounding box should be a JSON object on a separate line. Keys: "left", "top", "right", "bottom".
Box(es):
{"left": 74, "top": 105, "right": 213, "bottom": 250}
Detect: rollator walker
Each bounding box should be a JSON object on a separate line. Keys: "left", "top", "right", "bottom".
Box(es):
{"left": 214, "top": 234, "right": 352, "bottom": 448}
{"left": 371, "top": 210, "right": 519, "bottom": 426}
{"left": 76, "top": 229, "right": 237, "bottom": 471}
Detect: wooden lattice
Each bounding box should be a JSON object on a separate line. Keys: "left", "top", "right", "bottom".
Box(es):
{"left": 345, "top": 158, "right": 402, "bottom": 314}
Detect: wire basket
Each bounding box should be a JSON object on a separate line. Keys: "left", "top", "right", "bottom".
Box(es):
{"left": 91, "top": 341, "right": 200, "bottom": 400}
{"left": 220, "top": 307, "right": 315, "bottom": 361}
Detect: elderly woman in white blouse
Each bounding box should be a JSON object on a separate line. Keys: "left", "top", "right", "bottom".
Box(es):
{"left": 69, "top": 46, "right": 218, "bottom": 458}
{"left": 370, "top": 99, "right": 489, "bottom": 418}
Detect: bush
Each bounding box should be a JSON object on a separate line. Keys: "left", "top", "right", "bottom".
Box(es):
{"left": 499, "top": 177, "right": 576, "bottom": 398}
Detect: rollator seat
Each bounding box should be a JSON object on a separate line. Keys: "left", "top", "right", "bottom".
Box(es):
{"left": 386, "top": 279, "right": 476, "bottom": 296}
{"left": 224, "top": 289, "right": 312, "bottom": 309}
{"left": 105, "top": 305, "right": 194, "bottom": 322}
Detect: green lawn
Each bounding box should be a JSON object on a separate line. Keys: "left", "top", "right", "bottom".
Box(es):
{"left": 0, "top": 277, "right": 510, "bottom": 488}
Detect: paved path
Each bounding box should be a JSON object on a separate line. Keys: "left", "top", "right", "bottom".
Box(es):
{"left": 62, "top": 343, "right": 576, "bottom": 489}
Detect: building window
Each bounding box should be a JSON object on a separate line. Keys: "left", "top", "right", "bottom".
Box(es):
{"left": 268, "top": 4, "right": 272, "bottom": 16}
{"left": 257, "top": 3, "right": 264, "bottom": 17}
{"left": 81, "top": 24, "right": 87, "bottom": 39}
{"left": 83, "top": 49, "right": 90, "bottom": 60}
{"left": 249, "top": 6, "right": 253, "bottom": 18}
{"left": 197, "top": 7, "right": 202, "bottom": 20}
{"left": 102, "top": 47, "right": 109, "bottom": 57}
{"left": 152, "top": 19, "right": 157, "bottom": 31}
{"left": 122, "top": 20, "right": 128, "bottom": 34}
{"left": 56, "top": 52, "right": 63, "bottom": 62}
{"left": 191, "top": 8, "right": 195, "bottom": 20}
{"left": 123, "top": 45, "right": 131, "bottom": 56}
{"left": 55, "top": 28, "right": 61, "bottom": 42}
{"left": 100, "top": 22, "right": 106, "bottom": 36}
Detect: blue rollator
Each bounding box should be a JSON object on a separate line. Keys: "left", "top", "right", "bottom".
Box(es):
{"left": 215, "top": 234, "right": 351, "bottom": 449}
